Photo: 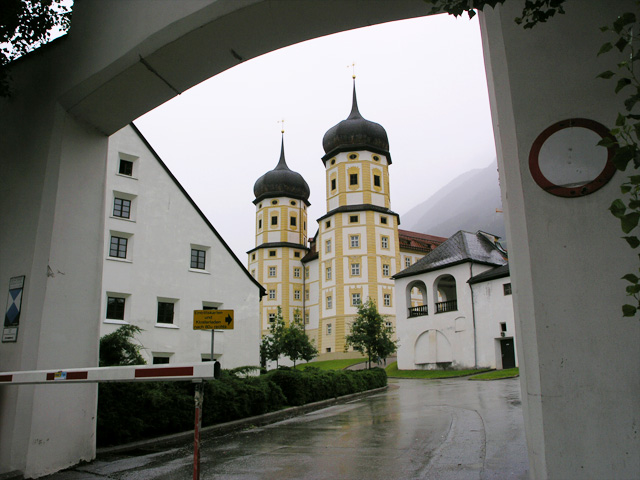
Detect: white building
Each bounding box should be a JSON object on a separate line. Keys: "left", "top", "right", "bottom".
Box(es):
{"left": 101, "top": 124, "right": 264, "bottom": 367}
{"left": 394, "top": 231, "right": 516, "bottom": 371}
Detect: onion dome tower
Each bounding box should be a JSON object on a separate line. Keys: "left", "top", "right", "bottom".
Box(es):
{"left": 248, "top": 134, "right": 310, "bottom": 334}
{"left": 316, "top": 79, "right": 400, "bottom": 355}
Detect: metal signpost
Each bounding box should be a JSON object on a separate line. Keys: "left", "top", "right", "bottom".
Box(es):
{"left": 192, "top": 309, "right": 233, "bottom": 479}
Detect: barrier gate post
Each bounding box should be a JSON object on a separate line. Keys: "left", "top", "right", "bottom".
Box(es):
{"left": 193, "top": 380, "right": 204, "bottom": 480}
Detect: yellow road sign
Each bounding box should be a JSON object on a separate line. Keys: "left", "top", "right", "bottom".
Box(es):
{"left": 193, "top": 310, "right": 234, "bottom": 330}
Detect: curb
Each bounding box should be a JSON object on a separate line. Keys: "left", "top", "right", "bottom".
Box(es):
{"left": 97, "top": 385, "right": 388, "bottom": 456}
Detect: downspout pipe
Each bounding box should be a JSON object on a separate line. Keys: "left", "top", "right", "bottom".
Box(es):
{"left": 469, "top": 262, "right": 478, "bottom": 369}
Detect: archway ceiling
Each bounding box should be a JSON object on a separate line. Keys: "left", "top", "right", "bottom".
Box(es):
{"left": 60, "top": 0, "right": 430, "bottom": 135}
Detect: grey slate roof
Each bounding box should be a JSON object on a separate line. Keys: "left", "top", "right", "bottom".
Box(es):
{"left": 393, "top": 231, "right": 507, "bottom": 279}
{"left": 468, "top": 263, "right": 510, "bottom": 284}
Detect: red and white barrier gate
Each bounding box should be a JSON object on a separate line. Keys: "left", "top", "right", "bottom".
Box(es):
{"left": 0, "top": 362, "right": 219, "bottom": 480}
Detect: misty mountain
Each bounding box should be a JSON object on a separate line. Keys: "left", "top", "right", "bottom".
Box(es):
{"left": 400, "top": 160, "right": 505, "bottom": 240}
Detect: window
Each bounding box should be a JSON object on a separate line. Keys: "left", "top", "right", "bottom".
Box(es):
{"left": 251, "top": 269, "right": 256, "bottom": 277}
{"left": 252, "top": 253, "right": 256, "bottom": 261}
{"left": 294, "top": 290, "right": 301, "bottom": 300}
{"left": 326, "top": 239, "right": 331, "bottom": 253}
{"left": 269, "top": 289, "right": 276, "bottom": 299}
{"left": 331, "top": 178, "right": 336, "bottom": 190}
{"left": 106, "top": 296, "right": 125, "bottom": 320}
{"left": 305, "top": 267, "right": 309, "bottom": 279}
{"left": 327, "top": 323, "right": 332, "bottom": 334}
{"left": 326, "top": 296, "right": 332, "bottom": 309}
{"left": 291, "top": 200, "right": 296, "bottom": 206}
{"left": 191, "top": 249, "right": 206, "bottom": 269}
{"left": 268, "top": 313, "right": 276, "bottom": 323}
{"left": 268, "top": 266, "right": 276, "bottom": 277}
{"left": 501, "top": 322, "right": 507, "bottom": 332}
{"left": 374, "top": 175, "right": 381, "bottom": 187}
{"left": 269, "top": 250, "right": 276, "bottom": 257}
{"left": 294, "top": 267, "right": 301, "bottom": 278}
{"left": 350, "top": 235, "right": 359, "bottom": 248}
{"left": 294, "top": 251, "right": 300, "bottom": 258}
{"left": 326, "top": 266, "right": 332, "bottom": 280}
{"left": 109, "top": 236, "right": 128, "bottom": 258}
{"left": 349, "top": 215, "right": 359, "bottom": 223}
{"left": 385, "top": 321, "right": 393, "bottom": 328}
{"left": 305, "top": 312, "right": 310, "bottom": 324}
{"left": 405, "top": 257, "right": 411, "bottom": 268}
{"left": 326, "top": 347, "right": 332, "bottom": 353}
{"left": 381, "top": 236, "right": 389, "bottom": 249}
{"left": 290, "top": 216, "right": 297, "bottom": 227}
{"left": 504, "top": 283, "right": 512, "bottom": 295}
{"left": 349, "top": 153, "right": 357, "bottom": 159}
{"left": 352, "top": 293, "right": 361, "bottom": 306}
{"left": 384, "top": 293, "right": 391, "bottom": 306}
{"left": 350, "top": 173, "right": 358, "bottom": 185}
{"left": 153, "top": 356, "right": 170, "bottom": 365}
{"left": 258, "top": 219, "right": 262, "bottom": 229}
{"left": 119, "top": 159, "right": 133, "bottom": 176}
{"left": 351, "top": 263, "right": 360, "bottom": 276}
{"left": 382, "top": 264, "right": 390, "bottom": 276}
{"left": 272, "top": 200, "right": 278, "bottom": 205}
{"left": 113, "top": 198, "right": 131, "bottom": 219}
{"left": 157, "top": 302, "right": 174, "bottom": 324}
{"left": 373, "top": 155, "right": 380, "bottom": 161}
{"left": 325, "top": 221, "right": 331, "bottom": 228}
{"left": 381, "top": 216, "right": 388, "bottom": 225}
{"left": 305, "top": 290, "right": 309, "bottom": 300}
{"left": 271, "top": 216, "right": 278, "bottom": 226}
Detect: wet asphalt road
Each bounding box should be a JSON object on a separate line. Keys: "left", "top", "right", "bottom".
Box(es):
{"left": 45, "top": 377, "right": 528, "bottom": 480}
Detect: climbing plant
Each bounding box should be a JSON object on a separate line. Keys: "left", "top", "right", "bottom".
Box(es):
{"left": 597, "top": 11, "right": 640, "bottom": 316}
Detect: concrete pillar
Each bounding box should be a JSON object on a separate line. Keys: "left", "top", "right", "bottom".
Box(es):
{"left": 480, "top": 2, "right": 640, "bottom": 478}
{"left": 0, "top": 93, "right": 107, "bottom": 476}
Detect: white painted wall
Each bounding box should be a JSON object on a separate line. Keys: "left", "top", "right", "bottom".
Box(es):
{"left": 471, "top": 276, "right": 516, "bottom": 369}
{"left": 101, "top": 126, "right": 260, "bottom": 368}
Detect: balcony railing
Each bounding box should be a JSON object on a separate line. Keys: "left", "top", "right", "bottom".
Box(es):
{"left": 408, "top": 305, "right": 428, "bottom": 318}
{"left": 435, "top": 299, "right": 458, "bottom": 314}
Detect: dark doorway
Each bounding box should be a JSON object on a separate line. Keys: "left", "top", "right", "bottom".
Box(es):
{"left": 500, "top": 339, "right": 516, "bottom": 369}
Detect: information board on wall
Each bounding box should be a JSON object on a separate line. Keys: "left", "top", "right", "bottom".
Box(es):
{"left": 3, "top": 275, "right": 25, "bottom": 343}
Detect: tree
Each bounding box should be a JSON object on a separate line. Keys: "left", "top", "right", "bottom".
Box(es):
{"left": 345, "top": 299, "right": 397, "bottom": 369}
{"left": 99, "top": 325, "right": 146, "bottom": 367}
{"left": 426, "top": 0, "right": 566, "bottom": 28}
{"left": 1, "top": 0, "right": 72, "bottom": 97}
{"left": 282, "top": 312, "right": 317, "bottom": 367}
{"left": 261, "top": 307, "right": 287, "bottom": 367}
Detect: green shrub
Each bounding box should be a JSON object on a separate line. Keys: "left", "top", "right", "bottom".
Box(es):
{"left": 97, "top": 367, "right": 385, "bottom": 447}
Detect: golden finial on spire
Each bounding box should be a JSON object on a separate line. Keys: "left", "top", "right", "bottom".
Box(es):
{"left": 277, "top": 118, "right": 285, "bottom": 134}
{"left": 348, "top": 62, "right": 356, "bottom": 79}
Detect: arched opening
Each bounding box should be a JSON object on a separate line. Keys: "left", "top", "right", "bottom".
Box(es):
{"left": 414, "top": 329, "right": 452, "bottom": 369}
{"left": 434, "top": 274, "right": 457, "bottom": 314}
{"left": 406, "top": 280, "right": 428, "bottom": 317}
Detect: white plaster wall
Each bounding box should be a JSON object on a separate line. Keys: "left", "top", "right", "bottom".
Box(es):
{"left": 101, "top": 126, "right": 260, "bottom": 369}
{"left": 471, "top": 276, "right": 516, "bottom": 369}
{"left": 396, "top": 262, "right": 495, "bottom": 370}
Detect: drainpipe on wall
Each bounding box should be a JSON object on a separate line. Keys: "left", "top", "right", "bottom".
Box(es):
{"left": 469, "top": 262, "right": 478, "bottom": 369}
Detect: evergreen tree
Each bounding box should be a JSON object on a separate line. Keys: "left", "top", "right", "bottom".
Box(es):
{"left": 345, "top": 299, "right": 397, "bottom": 369}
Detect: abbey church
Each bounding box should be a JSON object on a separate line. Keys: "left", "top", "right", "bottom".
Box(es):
{"left": 248, "top": 83, "right": 446, "bottom": 356}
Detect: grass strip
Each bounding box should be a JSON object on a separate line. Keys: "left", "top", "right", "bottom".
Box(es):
{"left": 385, "top": 362, "right": 490, "bottom": 379}
{"left": 469, "top": 368, "right": 519, "bottom": 380}
{"left": 296, "top": 358, "right": 367, "bottom": 371}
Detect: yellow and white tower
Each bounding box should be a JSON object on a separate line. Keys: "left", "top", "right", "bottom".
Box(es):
{"left": 314, "top": 81, "right": 401, "bottom": 355}
{"left": 248, "top": 136, "right": 310, "bottom": 335}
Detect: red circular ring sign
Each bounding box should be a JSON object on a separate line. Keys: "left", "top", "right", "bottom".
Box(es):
{"left": 529, "top": 118, "right": 617, "bottom": 197}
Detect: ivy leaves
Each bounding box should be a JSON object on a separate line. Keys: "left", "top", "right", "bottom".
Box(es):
{"left": 598, "top": 11, "right": 640, "bottom": 317}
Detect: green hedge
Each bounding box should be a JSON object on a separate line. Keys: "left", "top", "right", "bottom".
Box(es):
{"left": 97, "top": 368, "right": 386, "bottom": 447}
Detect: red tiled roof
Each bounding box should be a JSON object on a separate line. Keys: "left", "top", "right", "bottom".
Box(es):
{"left": 398, "top": 229, "right": 447, "bottom": 253}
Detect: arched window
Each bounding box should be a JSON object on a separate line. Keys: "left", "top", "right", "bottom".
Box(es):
{"left": 406, "top": 280, "right": 428, "bottom": 317}
{"left": 434, "top": 274, "right": 457, "bottom": 314}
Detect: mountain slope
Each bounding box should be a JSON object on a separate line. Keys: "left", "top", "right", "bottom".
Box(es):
{"left": 400, "top": 161, "right": 505, "bottom": 239}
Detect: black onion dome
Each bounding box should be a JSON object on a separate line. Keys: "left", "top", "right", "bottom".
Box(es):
{"left": 322, "top": 82, "right": 390, "bottom": 161}
{"left": 253, "top": 137, "right": 310, "bottom": 205}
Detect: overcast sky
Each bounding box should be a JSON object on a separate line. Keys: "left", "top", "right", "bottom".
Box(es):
{"left": 134, "top": 13, "right": 496, "bottom": 261}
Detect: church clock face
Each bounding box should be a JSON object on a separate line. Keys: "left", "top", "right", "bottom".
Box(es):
{"left": 528, "top": 118, "right": 617, "bottom": 197}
